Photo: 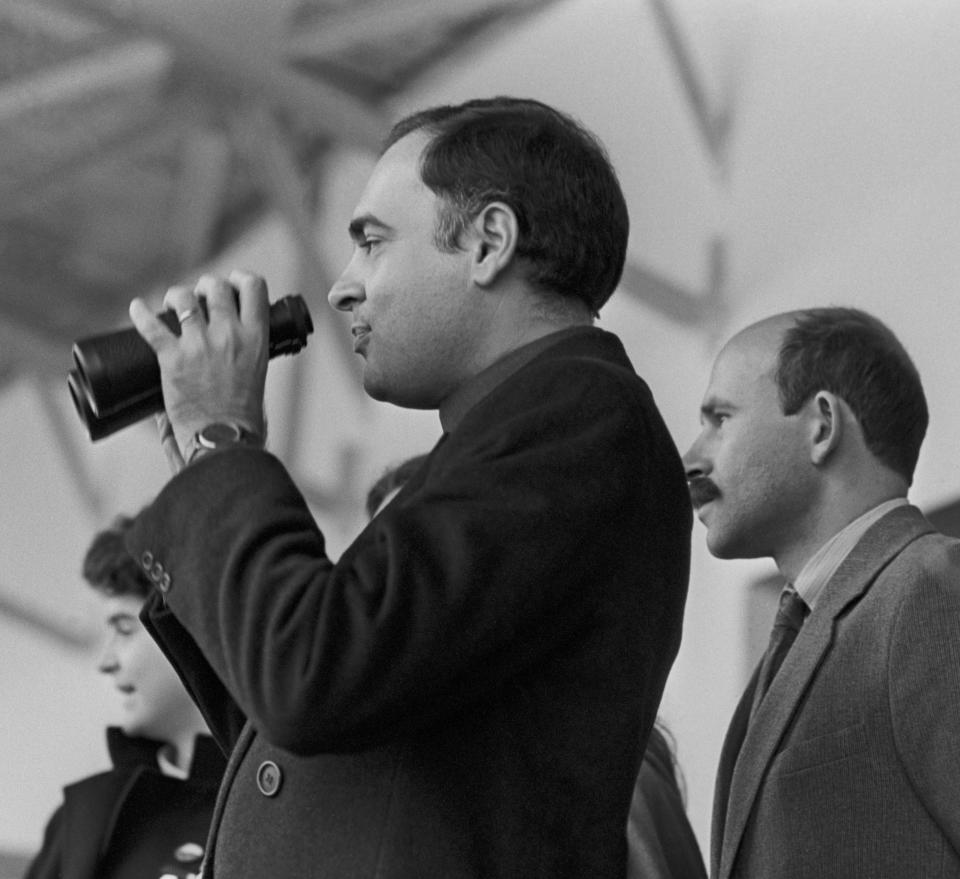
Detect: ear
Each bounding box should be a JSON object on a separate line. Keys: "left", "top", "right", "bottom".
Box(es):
{"left": 468, "top": 202, "right": 519, "bottom": 288}
{"left": 808, "top": 391, "right": 843, "bottom": 465}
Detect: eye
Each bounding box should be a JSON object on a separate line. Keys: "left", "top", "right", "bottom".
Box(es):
{"left": 357, "top": 236, "right": 381, "bottom": 254}
{"left": 705, "top": 410, "right": 729, "bottom": 428}
{"left": 112, "top": 618, "right": 138, "bottom": 637}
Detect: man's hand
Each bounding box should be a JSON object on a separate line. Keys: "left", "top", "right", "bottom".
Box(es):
{"left": 129, "top": 269, "right": 269, "bottom": 470}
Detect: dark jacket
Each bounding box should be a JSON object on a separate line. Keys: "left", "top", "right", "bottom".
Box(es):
{"left": 130, "top": 327, "right": 692, "bottom": 878}
{"left": 24, "top": 728, "right": 225, "bottom": 879}
{"left": 627, "top": 726, "right": 707, "bottom": 879}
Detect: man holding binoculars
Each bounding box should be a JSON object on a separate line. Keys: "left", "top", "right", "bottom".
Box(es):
{"left": 121, "top": 96, "right": 692, "bottom": 879}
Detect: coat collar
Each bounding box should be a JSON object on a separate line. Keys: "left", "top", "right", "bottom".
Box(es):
{"left": 105, "top": 726, "right": 226, "bottom": 782}
{"left": 716, "top": 504, "right": 934, "bottom": 879}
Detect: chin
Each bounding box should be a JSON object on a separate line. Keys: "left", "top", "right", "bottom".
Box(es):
{"left": 706, "top": 532, "right": 745, "bottom": 560}
{"left": 121, "top": 718, "right": 158, "bottom": 740}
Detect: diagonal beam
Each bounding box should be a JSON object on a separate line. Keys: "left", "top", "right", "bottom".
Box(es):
{"left": 0, "top": 0, "right": 103, "bottom": 42}
{"left": 62, "top": 0, "right": 388, "bottom": 151}
{"left": 0, "top": 107, "right": 184, "bottom": 213}
{"left": 231, "top": 103, "right": 362, "bottom": 391}
{"left": 619, "top": 237, "right": 725, "bottom": 327}
{"left": 286, "top": 0, "right": 527, "bottom": 60}
{"left": 0, "top": 309, "right": 70, "bottom": 378}
{"left": 165, "top": 123, "right": 234, "bottom": 269}
{"left": 648, "top": 0, "right": 732, "bottom": 169}
{"left": 0, "top": 35, "right": 170, "bottom": 124}
{"left": 0, "top": 586, "right": 93, "bottom": 649}
{"left": 34, "top": 377, "right": 108, "bottom": 522}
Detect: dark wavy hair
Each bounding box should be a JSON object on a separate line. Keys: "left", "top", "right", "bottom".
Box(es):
{"left": 82, "top": 513, "right": 151, "bottom": 599}
{"left": 386, "top": 97, "right": 629, "bottom": 316}
{"left": 775, "top": 307, "right": 928, "bottom": 483}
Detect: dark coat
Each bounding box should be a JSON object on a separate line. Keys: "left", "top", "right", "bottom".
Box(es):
{"left": 627, "top": 727, "right": 707, "bottom": 879}
{"left": 130, "top": 327, "right": 692, "bottom": 878}
{"left": 713, "top": 505, "right": 960, "bottom": 878}
{"left": 24, "top": 729, "right": 224, "bottom": 879}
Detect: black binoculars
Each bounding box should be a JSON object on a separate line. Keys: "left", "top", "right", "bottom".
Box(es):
{"left": 68, "top": 295, "right": 314, "bottom": 441}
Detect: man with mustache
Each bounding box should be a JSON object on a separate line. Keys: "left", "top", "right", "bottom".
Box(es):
{"left": 683, "top": 306, "right": 960, "bottom": 878}
{"left": 122, "top": 97, "right": 692, "bottom": 878}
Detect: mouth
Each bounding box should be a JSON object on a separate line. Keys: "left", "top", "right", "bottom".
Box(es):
{"left": 350, "top": 324, "right": 370, "bottom": 353}
{"left": 688, "top": 476, "right": 721, "bottom": 511}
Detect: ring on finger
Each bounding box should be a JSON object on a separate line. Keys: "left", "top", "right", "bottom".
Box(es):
{"left": 177, "top": 306, "right": 202, "bottom": 325}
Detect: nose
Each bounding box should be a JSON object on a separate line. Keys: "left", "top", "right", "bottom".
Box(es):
{"left": 97, "top": 639, "right": 119, "bottom": 675}
{"left": 328, "top": 265, "right": 364, "bottom": 313}
{"left": 682, "top": 434, "right": 709, "bottom": 481}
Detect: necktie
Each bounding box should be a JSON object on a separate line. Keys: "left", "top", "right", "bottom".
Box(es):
{"left": 750, "top": 587, "right": 809, "bottom": 718}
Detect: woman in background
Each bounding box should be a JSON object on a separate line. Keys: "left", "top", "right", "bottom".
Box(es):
{"left": 25, "top": 513, "right": 225, "bottom": 879}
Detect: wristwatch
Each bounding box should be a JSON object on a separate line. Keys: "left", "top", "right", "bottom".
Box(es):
{"left": 184, "top": 421, "right": 263, "bottom": 465}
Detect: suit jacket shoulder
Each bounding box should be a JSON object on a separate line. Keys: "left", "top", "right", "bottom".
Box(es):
{"left": 715, "top": 505, "right": 960, "bottom": 878}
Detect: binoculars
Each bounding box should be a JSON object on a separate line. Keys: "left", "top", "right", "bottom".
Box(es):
{"left": 68, "top": 295, "right": 314, "bottom": 441}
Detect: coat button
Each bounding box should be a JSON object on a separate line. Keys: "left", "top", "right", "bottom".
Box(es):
{"left": 256, "top": 760, "right": 283, "bottom": 797}
{"left": 175, "top": 841, "right": 205, "bottom": 862}
{"left": 159, "top": 571, "right": 172, "bottom": 593}
{"left": 141, "top": 550, "right": 154, "bottom": 570}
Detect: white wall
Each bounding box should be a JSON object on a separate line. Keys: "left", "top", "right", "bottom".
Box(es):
{"left": 5, "top": 0, "right": 960, "bottom": 860}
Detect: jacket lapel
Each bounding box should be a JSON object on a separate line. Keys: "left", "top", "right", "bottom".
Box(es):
{"left": 202, "top": 722, "right": 256, "bottom": 878}
{"left": 717, "top": 505, "right": 934, "bottom": 879}
{"left": 711, "top": 664, "right": 759, "bottom": 876}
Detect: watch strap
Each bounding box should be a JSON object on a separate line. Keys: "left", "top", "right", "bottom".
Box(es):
{"left": 184, "top": 422, "right": 263, "bottom": 466}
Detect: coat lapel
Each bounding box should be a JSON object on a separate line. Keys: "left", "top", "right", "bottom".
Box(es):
{"left": 711, "top": 665, "right": 758, "bottom": 875}
{"left": 202, "top": 722, "right": 256, "bottom": 878}
{"left": 717, "top": 505, "right": 934, "bottom": 879}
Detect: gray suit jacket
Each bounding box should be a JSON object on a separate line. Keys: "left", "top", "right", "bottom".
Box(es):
{"left": 712, "top": 505, "right": 960, "bottom": 878}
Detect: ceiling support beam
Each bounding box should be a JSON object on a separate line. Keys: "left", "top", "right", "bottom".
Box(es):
{"left": 648, "top": 0, "right": 733, "bottom": 170}
{"left": 34, "top": 377, "right": 108, "bottom": 523}
{"left": 619, "top": 237, "right": 726, "bottom": 328}
{"left": 0, "top": 586, "right": 92, "bottom": 649}
{"left": 65, "top": 0, "right": 388, "bottom": 152}
{"left": 166, "top": 125, "right": 234, "bottom": 269}
{"left": 286, "top": 0, "right": 526, "bottom": 59}
{"left": 0, "top": 36, "right": 170, "bottom": 124}
{"left": 232, "top": 104, "right": 361, "bottom": 404}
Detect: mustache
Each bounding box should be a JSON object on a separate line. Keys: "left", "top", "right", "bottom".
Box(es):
{"left": 688, "top": 476, "right": 721, "bottom": 508}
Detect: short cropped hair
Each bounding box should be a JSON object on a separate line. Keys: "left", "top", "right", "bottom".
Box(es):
{"left": 776, "top": 307, "right": 928, "bottom": 483}
{"left": 386, "top": 97, "right": 629, "bottom": 316}
{"left": 365, "top": 454, "right": 429, "bottom": 519}
{"left": 82, "top": 513, "right": 151, "bottom": 599}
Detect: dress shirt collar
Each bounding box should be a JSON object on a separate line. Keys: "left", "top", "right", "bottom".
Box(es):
{"left": 438, "top": 325, "right": 594, "bottom": 434}
{"left": 157, "top": 744, "right": 190, "bottom": 779}
{"left": 793, "top": 497, "right": 908, "bottom": 610}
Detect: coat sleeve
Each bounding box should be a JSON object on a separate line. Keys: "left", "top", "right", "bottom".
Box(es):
{"left": 127, "top": 354, "right": 690, "bottom": 755}
{"left": 889, "top": 537, "right": 960, "bottom": 851}
{"left": 141, "top": 593, "right": 247, "bottom": 753}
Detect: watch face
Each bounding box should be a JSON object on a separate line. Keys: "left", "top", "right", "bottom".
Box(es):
{"left": 200, "top": 422, "right": 242, "bottom": 446}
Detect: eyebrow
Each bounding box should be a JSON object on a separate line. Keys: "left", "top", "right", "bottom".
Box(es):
{"left": 700, "top": 399, "right": 734, "bottom": 419}
{"left": 106, "top": 613, "right": 136, "bottom": 627}
{"left": 348, "top": 214, "right": 390, "bottom": 243}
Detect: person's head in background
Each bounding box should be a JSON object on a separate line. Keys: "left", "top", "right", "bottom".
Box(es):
{"left": 85, "top": 513, "right": 207, "bottom": 767}
{"left": 365, "top": 454, "right": 430, "bottom": 519}
{"left": 683, "top": 306, "right": 927, "bottom": 581}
